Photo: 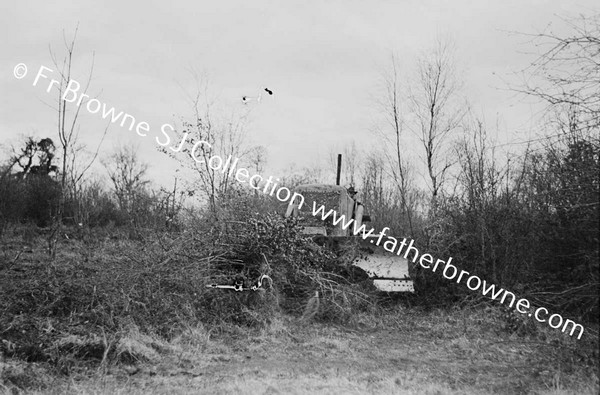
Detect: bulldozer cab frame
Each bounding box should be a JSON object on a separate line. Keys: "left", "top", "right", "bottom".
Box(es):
{"left": 284, "top": 183, "right": 414, "bottom": 293}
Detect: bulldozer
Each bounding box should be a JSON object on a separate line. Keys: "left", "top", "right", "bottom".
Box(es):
{"left": 284, "top": 155, "right": 414, "bottom": 292}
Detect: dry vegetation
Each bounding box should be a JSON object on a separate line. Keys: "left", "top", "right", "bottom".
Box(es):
{"left": 0, "top": 226, "right": 598, "bottom": 395}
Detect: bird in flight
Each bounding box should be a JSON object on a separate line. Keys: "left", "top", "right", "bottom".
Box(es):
{"left": 242, "top": 88, "right": 273, "bottom": 104}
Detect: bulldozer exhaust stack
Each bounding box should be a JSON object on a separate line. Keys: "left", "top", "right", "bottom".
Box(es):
{"left": 336, "top": 154, "right": 342, "bottom": 186}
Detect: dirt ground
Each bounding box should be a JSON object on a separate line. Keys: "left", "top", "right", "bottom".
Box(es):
{"left": 3, "top": 311, "right": 596, "bottom": 395}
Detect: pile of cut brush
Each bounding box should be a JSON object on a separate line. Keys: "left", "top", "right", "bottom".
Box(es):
{"left": 201, "top": 212, "right": 379, "bottom": 324}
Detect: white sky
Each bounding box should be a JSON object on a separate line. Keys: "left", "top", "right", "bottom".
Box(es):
{"left": 1, "top": 0, "right": 597, "bottom": 188}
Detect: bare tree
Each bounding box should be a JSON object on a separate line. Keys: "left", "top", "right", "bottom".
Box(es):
{"left": 183, "top": 110, "right": 250, "bottom": 218}
{"left": 50, "top": 26, "right": 95, "bottom": 199}
{"left": 455, "top": 117, "right": 503, "bottom": 280}
{"left": 104, "top": 144, "right": 150, "bottom": 220}
{"left": 9, "top": 137, "right": 59, "bottom": 180}
{"left": 159, "top": 176, "right": 186, "bottom": 229}
{"left": 377, "top": 54, "right": 415, "bottom": 234}
{"left": 163, "top": 77, "right": 252, "bottom": 222}
{"left": 519, "top": 13, "right": 600, "bottom": 135}
{"left": 360, "top": 153, "right": 395, "bottom": 232}
{"left": 409, "top": 39, "right": 464, "bottom": 204}
{"left": 46, "top": 26, "right": 100, "bottom": 256}
{"left": 248, "top": 145, "right": 268, "bottom": 195}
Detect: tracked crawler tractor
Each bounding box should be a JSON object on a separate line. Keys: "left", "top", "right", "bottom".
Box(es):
{"left": 284, "top": 155, "right": 414, "bottom": 292}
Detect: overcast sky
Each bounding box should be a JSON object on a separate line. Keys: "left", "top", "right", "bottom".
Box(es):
{"left": 1, "top": 0, "right": 597, "bottom": 187}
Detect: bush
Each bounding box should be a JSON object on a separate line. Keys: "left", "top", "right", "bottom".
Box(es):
{"left": 0, "top": 172, "right": 60, "bottom": 228}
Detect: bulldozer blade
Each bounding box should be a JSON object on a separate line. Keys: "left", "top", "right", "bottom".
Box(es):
{"left": 348, "top": 237, "right": 414, "bottom": 292}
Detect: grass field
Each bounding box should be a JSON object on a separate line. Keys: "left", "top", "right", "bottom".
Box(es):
{"left": 1, "top": 226, "right": 598, "bottom": 394}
